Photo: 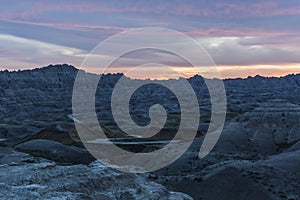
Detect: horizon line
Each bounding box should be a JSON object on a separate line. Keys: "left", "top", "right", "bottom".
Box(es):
{"left": 1, "top": 63, "right": 300, "bottom": 81}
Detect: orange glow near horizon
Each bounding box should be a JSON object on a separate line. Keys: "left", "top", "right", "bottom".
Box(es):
{"left": 1, "top": 63, "right": 299, "bottom": 80}
{"left": 82, "top": 63, "right": 300, "bottom": 80}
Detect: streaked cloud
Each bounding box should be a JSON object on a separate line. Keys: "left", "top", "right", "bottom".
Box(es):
{"left": 0, "top": 34, "right": 86, "bottom": 70}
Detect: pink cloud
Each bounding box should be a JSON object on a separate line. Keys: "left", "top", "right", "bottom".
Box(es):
{"left": 238, "top": 36, "right": 300, "bottom": 47}
{"left": 185, "top": 28, "right": 300, "bottom": 38}
{"left": 0, "top": 17, "right": 128, "bottom": 33}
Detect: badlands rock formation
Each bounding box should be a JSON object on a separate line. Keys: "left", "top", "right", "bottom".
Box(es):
{"left": 1, "top": 64, "right": 300, "bottom": 199}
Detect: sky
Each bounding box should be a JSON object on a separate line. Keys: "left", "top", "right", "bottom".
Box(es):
{"left": 0, "top": 0, "right": 300, "bottom": 79}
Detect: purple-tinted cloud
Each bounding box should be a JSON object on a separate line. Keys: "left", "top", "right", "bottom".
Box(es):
{"left": 3, "top": 1, "right": 299, "bottom": 18}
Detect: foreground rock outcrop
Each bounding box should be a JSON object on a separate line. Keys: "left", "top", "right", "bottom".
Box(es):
{"left": 0, "top": 147, "right": 192, "bottom": 200}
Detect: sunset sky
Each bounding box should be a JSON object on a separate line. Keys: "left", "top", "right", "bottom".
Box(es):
{"left": 0, "top": 0, "right": 300, "bottom": 78}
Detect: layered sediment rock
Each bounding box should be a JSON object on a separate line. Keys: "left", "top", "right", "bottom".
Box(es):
{"left": 215, "top": 99, "right": 300, "bottom": 154}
